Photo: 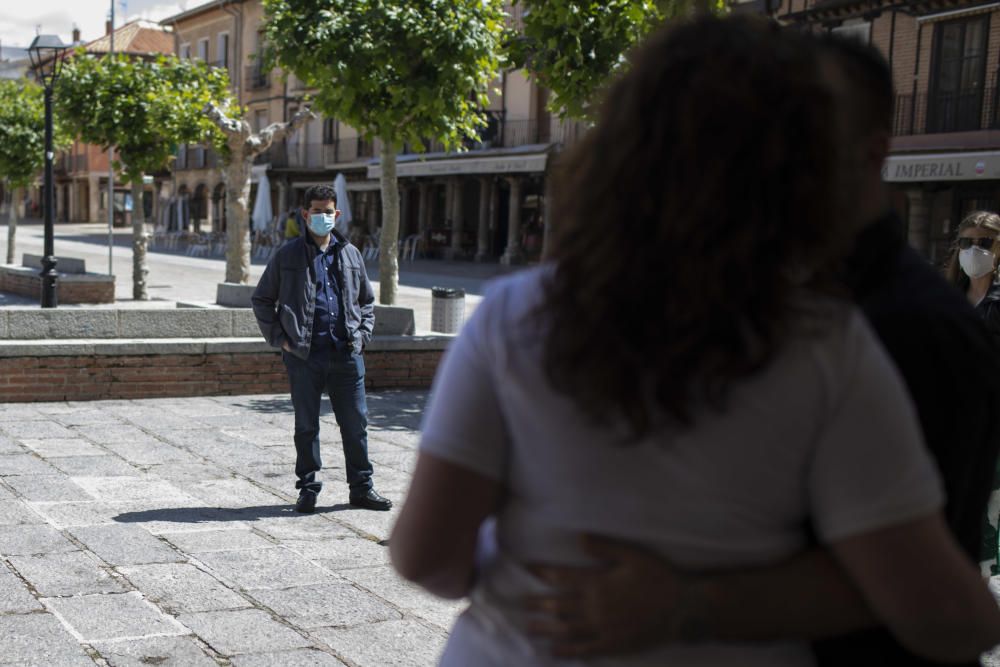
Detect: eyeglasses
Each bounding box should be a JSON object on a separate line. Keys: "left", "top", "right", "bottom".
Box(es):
{"left": 957, "top": 237, "right": 996, "bottom": 251}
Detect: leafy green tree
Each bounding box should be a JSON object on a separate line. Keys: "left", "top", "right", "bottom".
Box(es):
{"left": 264, "top": 0, "right": 506, "bottom": 305}
{"left": 508, "top": 0, "right": 723, "bottom": 121}
{"left": 56, "top": 52, "right": 231, "bottom": 299}
{"left": 0, "top": 80, "right": 69, "bottom": 264}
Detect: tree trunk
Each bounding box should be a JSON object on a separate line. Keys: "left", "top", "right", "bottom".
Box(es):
{"left": 131, "top": 178, "right": 149, "bottom": 300}
{"left": 6, "top": 185, "right": 19, "bottom": 265}
{"left": 224, "top": 158, "right": 252, "bottom": 284}
{"left": 378, "top": 141, "right": 400, "bottom": 305}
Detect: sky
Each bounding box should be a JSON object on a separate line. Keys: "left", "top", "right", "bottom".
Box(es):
{"left": 0, "top": 0, "right": 216, "bottom": 49}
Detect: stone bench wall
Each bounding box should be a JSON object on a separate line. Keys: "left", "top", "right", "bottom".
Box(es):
{"left": 0, "top": 337, "right": 447, "bottom": 403}
{"left": 0, "top": 308, "right": 448, "bottom": 402}
{"left": 0, "top": 266, "right": 115, "bottom": 305}
{"left": 0, "top": 348, "right": 442, "bottom": 403}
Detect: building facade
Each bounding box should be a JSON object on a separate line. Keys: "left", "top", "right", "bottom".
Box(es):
{"left": 777, "top": 0, "right": 1000, "bottom": 266}
{"left": 162, "top": 0, "right": 585, "bottom": 263}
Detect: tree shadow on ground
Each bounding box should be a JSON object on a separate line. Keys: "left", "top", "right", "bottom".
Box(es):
{"left": 233, "top": 397, "right": 294, "bottom": 414}
{"left": 112, "top": 503, "right": 363, "bottom": 525}
{"left": 367, "top": 390, "right": 428, "bottom": 431}
{"left": 232, "top": 390, "right": 428, "bottom": 431}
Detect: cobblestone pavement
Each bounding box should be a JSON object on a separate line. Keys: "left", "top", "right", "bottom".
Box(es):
{"left": 0, "top": 390, "right": 462, "bottom": 666}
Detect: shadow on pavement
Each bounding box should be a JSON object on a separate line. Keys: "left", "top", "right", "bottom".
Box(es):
{"left": 113, "top": 503, "right": 363, "bottom": 525}
{"left": 230, "top": 391, "right": 428, "bottom": 432}
{"left": 232, "top": 397, "right": 294, "bottom": 414}
{"left": 367, "top": 390, "right": 428, "bottom": 431}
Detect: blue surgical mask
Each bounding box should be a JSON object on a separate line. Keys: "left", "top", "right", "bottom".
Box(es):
{"left": 308, "top": 212, "right": 335, "bottom": 236}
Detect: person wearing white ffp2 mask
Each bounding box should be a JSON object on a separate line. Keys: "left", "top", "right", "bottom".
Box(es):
{"left": 946, "top": 210, "right": 1000, "bottom": 342}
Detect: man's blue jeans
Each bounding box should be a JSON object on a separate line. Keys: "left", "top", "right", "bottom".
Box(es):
{"left": 283, "top": 346, "right": 373, "bottom": 497}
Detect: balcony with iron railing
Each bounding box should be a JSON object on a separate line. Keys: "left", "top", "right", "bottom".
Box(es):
{"left": 174, "top": 145, "right": 220, "bottom": 171}
{"left": 245, "top": 63, "right": 270, "bottom": 91}
{"left": 893, "top": 87, "right": 1000, "bottom": 137}
{"left": 322, "top": 137, "right": 379, "bottom": 165}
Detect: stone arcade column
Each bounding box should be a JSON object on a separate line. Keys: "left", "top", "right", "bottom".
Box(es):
{"left": 475, "top": 176, "right": 491, "bottom": 262}
{"left": 417, "top": 182, "right": 430, "bottom": 239}
{"left": 88, "top": 175, "right": 100, "bottom": 223}
{"left": 399, "top": 183, "right": 410, "bottom": 241}
{"left": 501, "top": 176, "right": 524, "bottom": 266}
{"left": 905, "top": 188, "right": 930, "bottom": 256}
{"left": 277, "top": 179, "right": 288, "bottom": 219}
{"left": 446, "top": 178, "right": 463, "bottom": 259}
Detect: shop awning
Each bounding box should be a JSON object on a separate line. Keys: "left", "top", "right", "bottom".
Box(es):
{"left": 882, "top": 150, "right": 1000, "bottom": 182}
{"left": 367, "top": 144, "right": 550, "bottom": 179}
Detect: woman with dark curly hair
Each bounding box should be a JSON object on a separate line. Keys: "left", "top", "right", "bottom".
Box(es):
{"left": 946, "top": 210, "right": 1000, "bottom": 341}
{"left": 390, "top": 16, "right": 1000, "bottom": 666}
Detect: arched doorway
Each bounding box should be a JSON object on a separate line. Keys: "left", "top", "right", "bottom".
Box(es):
{"left": 212, "top": 183, "right": 227, "bottom": 233}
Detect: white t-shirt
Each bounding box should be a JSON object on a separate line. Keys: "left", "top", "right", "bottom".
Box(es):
{"left": 420, "top": 267, "right": 944, "bottom": 667}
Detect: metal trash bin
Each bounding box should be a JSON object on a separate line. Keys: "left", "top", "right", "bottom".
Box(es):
{"left": 431, "top": 287, "right": 466, "bottom": 334}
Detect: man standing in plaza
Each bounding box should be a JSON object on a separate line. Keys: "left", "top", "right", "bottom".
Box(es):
{"left": 252, "top": 184, "right": 392, "bottom": 514}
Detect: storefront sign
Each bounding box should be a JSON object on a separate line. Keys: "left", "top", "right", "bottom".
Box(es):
{"left": 368, "top": 152, "right": 548, "bottom": 179}
{"left": 882, "top": 152, "right": 1000, "bottom": 182}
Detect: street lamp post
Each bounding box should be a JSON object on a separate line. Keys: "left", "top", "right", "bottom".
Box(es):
{"left": 27, "top": 35, "right": 69, "bottom": 308}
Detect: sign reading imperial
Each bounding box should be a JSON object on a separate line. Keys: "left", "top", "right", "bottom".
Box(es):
{"left": 882, "top": 151, "right": 1000, "bottom": 182}
{"left": 883, "top": 161, "right": 966, "bottom": 180}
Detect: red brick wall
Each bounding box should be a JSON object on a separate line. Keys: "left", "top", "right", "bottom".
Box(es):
{"left": 0, "top": 350, "right": 443, "bottom": 402}
{"left": 0, "top": 268, "right": 114, "bottom": 304}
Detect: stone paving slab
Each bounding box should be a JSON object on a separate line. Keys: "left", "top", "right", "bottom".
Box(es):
{"left": 69, "top": 524, "right": 185, "bottom": 566}
{"left": 0, "top": 391, "right": 464, "bottom": 665}
{"left": 195, "top": 547, "right": 340, "bottom": 591}
{"left": 91, "top": 636, "right": 218, "bottom": 667}
{"left": 177, "top": 609, "right": 313, "bottom": 656}
{"left": 0, "top": 524, "right": 77, "bottom": 556}
{"left": 0, "top": 563, "right": 44, "bottom": 613}
{"left": 159, "top": 528, "right": 275, "bottom": 554}
{"left": 0, "top": 435, "right": 25, "bottom": 454}
{"left": 8, "top": 550, "right": 127, "bottom": 596}
{"left": 43, "top": 591, "right": 188, "bottom": 642}
{"left": 119, "top": 562, "right": 251, "bottom": 614}
{"left": 247, "top": 581, "right": 402, "bottom": 628}
{"left": 4, "top": 474, "right": 93, "bottom": 502}
{"left": 27, "top": 500, "right": 117, "bottom": 528}
{"left": 310, "top": 619, "right": 448, "bottom": 667}
{"left": 345, "top": 565, "right": 468, "bottom": 633}
{"left": 0, "top": 452, "right": 61, "bottom": 477}
{"left": 230, "top": 648, "right": 348, "bottom": 666}
{"left": 19, "top": 438, "right": 108, "bottom": 458}
{"left": 47, "top": 455, "right": 144, "bottom": 477}
{"left": 0, "top": 613, "right": 97, "bottom": 665}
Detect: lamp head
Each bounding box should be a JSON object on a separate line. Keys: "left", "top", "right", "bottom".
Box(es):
{"left": 28, "top": 34, "right": 69, "bottom": 87}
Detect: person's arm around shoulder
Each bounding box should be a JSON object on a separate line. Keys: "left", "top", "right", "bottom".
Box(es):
{"left": 251, "top": 246, "right": 292, "bottom": 352}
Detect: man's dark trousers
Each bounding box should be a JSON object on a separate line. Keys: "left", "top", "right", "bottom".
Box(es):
{"left": 283, "top": 344, "right": 373, "bottom": 497}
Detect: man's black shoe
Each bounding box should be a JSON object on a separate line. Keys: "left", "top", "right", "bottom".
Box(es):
{"left": 295, "top": 492, "right": 318, "bottom": 514}
{"left": 349, "top": 489, "right": 392, "bottom": 511}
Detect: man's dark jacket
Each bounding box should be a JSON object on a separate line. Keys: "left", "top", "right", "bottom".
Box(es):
{"left": 814, "top": 213, "right": 1000, "bottom": 667}
{"left": 251, "top": 227, "right": 375, "bottom": 360}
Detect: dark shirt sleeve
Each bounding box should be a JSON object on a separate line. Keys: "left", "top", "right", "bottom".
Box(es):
{"left": 866, "top": 309, "right": 1000, "bottom": 559}
{"left": 814, "top": 308, "right": 1000, "bottom": 667}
